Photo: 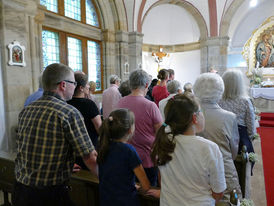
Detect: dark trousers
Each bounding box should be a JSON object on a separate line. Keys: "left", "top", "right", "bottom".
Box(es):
{"left": 12, "top": 182, "right": 75, "bottom": 206}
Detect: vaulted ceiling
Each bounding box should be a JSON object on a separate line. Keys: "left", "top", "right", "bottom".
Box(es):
{"left": 122, "top": 0, "right": 274, "bottom": 47}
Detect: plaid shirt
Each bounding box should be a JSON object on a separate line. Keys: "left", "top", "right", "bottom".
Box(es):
{"left": 15, "top": 91, "right": 94, "bottom": 186}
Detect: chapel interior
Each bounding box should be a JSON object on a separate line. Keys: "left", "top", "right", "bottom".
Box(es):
{"left": 1, "top": 0, "right": 274, "bottom": 205}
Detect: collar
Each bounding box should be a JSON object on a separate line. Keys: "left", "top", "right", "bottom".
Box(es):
{"left": 43, "top": 91, "right": 64, "bottom": 102}
{"left": 110, "top": 84, "right": 119, "bottom": 88}
{"left": 200, "top": 102, "right": 220, "bottom": 109}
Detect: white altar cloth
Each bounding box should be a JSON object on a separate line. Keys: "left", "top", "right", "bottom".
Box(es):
{"left": 250, "top": 88, "right": 274, "bottom": 100}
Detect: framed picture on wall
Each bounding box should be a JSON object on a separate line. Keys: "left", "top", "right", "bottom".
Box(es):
{"left": 7, "top": 41, "right": 26, "bottom": 67}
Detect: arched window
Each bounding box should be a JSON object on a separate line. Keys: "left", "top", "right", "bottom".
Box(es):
{"left": 40, "top": 0, "right": 100, "bottom": 27}
{"left": 41, "top": 0, "right": 102, "bottom": 91}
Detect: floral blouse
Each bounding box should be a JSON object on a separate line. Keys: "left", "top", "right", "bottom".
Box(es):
{"left": 219, "top": 97, "right": 256, "bottom": 137}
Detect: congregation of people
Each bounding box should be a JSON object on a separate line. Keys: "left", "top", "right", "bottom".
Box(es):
{"left": 14, "top": 63, "right": 257, "bottom": 206}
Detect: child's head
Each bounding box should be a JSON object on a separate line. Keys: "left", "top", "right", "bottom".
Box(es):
{"left": 151, "top": 93, "right": 204, "bottom": 166}
{"left": 97, "top": 108, "right": 135, "bottom": 163}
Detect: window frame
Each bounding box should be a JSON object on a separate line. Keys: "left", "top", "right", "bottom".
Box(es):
{"left": 42, "top": 26, "right": 104, "bottom": 93}
{"left": 41, "top": 0, "right": 101, "bottom": 28}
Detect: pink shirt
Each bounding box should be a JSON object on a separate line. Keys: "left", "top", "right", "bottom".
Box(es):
{"left": 152, "top": 85, "right": 169, "bottom": 107}
{"left": 102, "top": 84, "right": 121, "bottom": 119}
{"left": 117, "top": 96, "right": 163, "bottom": 168}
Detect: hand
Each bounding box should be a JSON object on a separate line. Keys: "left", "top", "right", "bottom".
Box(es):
{"left": 146, "top": 189, "right": 160, "bottom": 199}
{"left": 72, "top": 163, "right": 81, "bottom": 173}
{"left": 135, "top": 184, "right": 141, "bottom": 190}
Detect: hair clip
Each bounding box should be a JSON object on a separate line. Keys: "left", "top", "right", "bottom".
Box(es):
{"left": 164, "top": 125, "right": 172, "bottom": 134}
{"left": 162, "top": 123, "right": 167, "bottom": 127}
{"left": 109, "top": 116, "right": 113, "bottom": 121}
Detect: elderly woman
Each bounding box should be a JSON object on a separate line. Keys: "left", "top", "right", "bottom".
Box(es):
{"left": 159, "top": 80, "right": 182, "bottom": 120}
{"left": 68, "top": 73, "right": 102, "bottom": 169}
{"left": 219, "top": 69, "right": 255, "bottom": 155}
{"left": 193, "top": 73, "right": 241, "bottom": 201}
{"left": 117, "top": 70, "right": 163, "bottom": 186}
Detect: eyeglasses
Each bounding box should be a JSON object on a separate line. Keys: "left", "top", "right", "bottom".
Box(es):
{"left": 57, "top": 80, "right": 77, "bottom": 86}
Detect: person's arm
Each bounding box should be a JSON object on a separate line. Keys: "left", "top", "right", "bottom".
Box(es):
{"left": 83, "top": 150, "right": 98, "bottom": 176}
{"left": 91, "top": 115, "right": 102, "bottom": 134}
{"left": 134, "top": 164, "right": 150, "bottom": 192}
{"left": 245, "top": 99, "right": 256, "bottom": 137}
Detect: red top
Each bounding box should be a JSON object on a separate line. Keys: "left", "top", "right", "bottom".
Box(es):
{"left": 152, "top": 85, "right": 169, "bottom": 107}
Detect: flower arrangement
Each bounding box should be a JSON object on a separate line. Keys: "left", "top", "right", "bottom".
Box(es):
{"left": 248, "top": 152, "right": 259, "bottom": 163}
{"left": 240, "top": 199, "right": 255, "bottom": 206}
{"left": 250, "top": 67, "right": 263, "bottom": 87}
{"left": 251, "top": 133, "right": 260, "bottom": 141}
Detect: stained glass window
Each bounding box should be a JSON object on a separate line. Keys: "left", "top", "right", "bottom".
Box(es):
{"left": 42, "top": 30, "right": 60, "bottom": 69}
{"left": 40, "top": 0, "right": 58, "bottom": 13}
{"left": 64, "top": 0, "right": 81, "bottom": 21}
{"left": 87, "top": 41, "right": 101, "bottom": 90}
{"left": 86, "top": 0, "right": 99, "bottom": 27}
{"left": 67, "top": 37, "right": 82, "bottom": 72}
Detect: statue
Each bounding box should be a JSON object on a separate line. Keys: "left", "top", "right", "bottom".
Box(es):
{"left": 256, "top": 33, "right": 274, "bottom": 67}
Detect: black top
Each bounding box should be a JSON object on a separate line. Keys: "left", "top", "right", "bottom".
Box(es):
{"left": 67, "top": 97, "right": 100, "bottom": 147}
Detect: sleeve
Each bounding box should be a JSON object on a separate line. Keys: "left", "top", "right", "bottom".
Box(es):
{"left": 64, "top": 109, "right": 94, "bottom": 157}
{"left": 86, "top": 99, "right": 100, "bottom": 119}
{"left": 209, "top": 144, "right": 227, "bottom": 193}
{"left": 150, "top": 102, "right": 163, "bottom": 125}
{"left": 245, "top": 98, "right": 256, "bottom": 137}
{"left": 127, "top": 144, "right": 142, "bottom": 170}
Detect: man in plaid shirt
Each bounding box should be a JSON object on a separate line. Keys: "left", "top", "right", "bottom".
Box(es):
{"left": 12, "top": 63, "right": 97, "bottom": 206}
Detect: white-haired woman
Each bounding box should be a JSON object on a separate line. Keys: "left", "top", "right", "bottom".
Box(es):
{"left": 117, "top": 70, "right": 163, "bottom": 186}
{"left": 193, "top": 73, "right": 241, "bottom": 201}
{"left": 219, "top": 69, "right": 255, "bottom": 170}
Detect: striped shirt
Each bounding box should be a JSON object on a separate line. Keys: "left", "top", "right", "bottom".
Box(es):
{"left": 15, "top": 91, "right": 94, "bottom": 186}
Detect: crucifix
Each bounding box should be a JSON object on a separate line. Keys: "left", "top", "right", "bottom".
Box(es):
{"left": 152, "top": 46, "right": 169, "bottom": 72}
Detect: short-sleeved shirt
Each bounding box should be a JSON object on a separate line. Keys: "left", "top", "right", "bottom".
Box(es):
{"left": 117, "top": 95, "right": 163, "bottom": 168}
{"left": 99, "top": 142, "right": 141, "bottom": 206}
{"left": 102, "top": 84, "right": 121, "bottom": 119}
{"left": 67, "top": 97, "right": 100, "bottom": 146}
{"left": 152, "top": 85, "right": 169, "bottom": 107}
{"left": 15, "top": 91, "right": 94, "bottom": 186}
{"left": 159, "top": 135, "right": 226, "bottom": 206}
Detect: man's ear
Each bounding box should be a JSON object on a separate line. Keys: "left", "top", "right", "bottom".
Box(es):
{"left": 58, "top": 81, "right": 66, "bottom": 91}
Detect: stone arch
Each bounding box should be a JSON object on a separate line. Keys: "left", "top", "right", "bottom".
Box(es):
{"left": 219, "top": 0, "right": 244, "bottom": 37}
{"left": 95, "top": 0, "right": 128, "bottom": 31}
{"left": 139, "top": 0, "right": 208, "bottom": 39}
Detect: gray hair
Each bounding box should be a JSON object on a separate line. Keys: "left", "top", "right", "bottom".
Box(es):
{"left": 222, "top": 69, "right": 247, "bottom": 100}
{"left": 193, "top": 73, "right": 224, "bottom": 103}
{"left": 183, "top": 82, "right": 192, "bottom": 93}
{"left": 167, "top": 80, "right": 181, "bottom": 94}
{"left": 129, "top": 70, "right": 150, "bottom": 90}
{"left": 109, "top": 75, "right": 121, "bottom": 84}
{"left": 42, "top": 63, "right": 73, "bottom": 91}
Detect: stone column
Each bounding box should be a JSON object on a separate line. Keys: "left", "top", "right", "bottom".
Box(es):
{"left": 102, "top": 29, "right": 116, "bottom": 89}
{"left": 128, "top": 32, "right": 143, "bottom": 72}
{"left": 200, "top": 36, "right": 229, "bottom": 75}
{"left": 115, "top": 30, "right": 129, "bottom": 81}
{"left": 0, "top": 0, "right": 41, "bottom": 153}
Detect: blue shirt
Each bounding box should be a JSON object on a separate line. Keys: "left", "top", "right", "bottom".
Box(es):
{"left": 99, "top": 142, "right": 141, "bottom": 206}
{"left": 24, "top": 88, "right": 44, "bottom": 107}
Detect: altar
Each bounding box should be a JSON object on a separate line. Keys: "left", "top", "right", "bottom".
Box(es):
{"left": 250, "top": 87, "right": 274, "bottom": 112}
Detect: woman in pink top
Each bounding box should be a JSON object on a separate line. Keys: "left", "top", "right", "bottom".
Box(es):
{"left": 152, "top": 69, "right": 169, "bottom": 107}
{"left": 117, "top": 70, "right": 163, "bottom": 186}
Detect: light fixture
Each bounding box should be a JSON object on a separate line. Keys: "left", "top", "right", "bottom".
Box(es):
{"left": 250, "top": 0, "right": 257, "bottom": 7}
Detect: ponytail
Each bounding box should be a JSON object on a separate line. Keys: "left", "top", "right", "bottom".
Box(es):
{"left": 151, "top": 93, "right": 199, "bottom": 166}
{"left": 97, "top": 118, "right": 112, "bottom": 164}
